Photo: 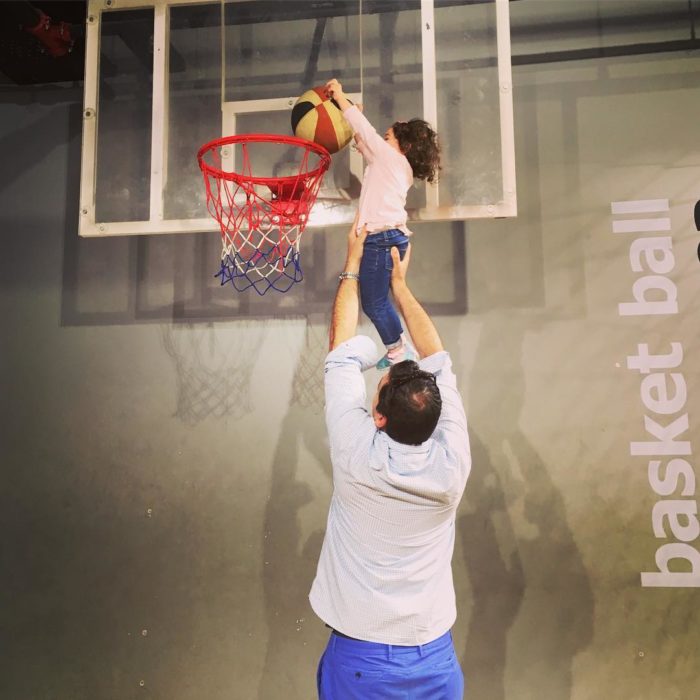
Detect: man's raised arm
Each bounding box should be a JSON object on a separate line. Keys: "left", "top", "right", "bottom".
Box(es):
{"left": 325, "top": 220, "right": 376, "bottom": 460}
{"left": 389, "top": 245, "right": 443, "bottom": 359}
{"left": 329, "top": 217, "right": 368, "bottom": 350}
{"left": 390, "top": 244, "right": 469, "bottom": 479}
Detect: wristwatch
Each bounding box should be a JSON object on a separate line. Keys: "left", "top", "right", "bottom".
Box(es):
{"left": 338, "top": 272, "right": 360, "bottom": 281}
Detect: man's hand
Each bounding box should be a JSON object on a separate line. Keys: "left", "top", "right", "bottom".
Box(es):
{"left": 390, "top": 244, "right": 410, "bottom": 289}
{"left": 345, "top": 216, "right": 368, "bottom": 273}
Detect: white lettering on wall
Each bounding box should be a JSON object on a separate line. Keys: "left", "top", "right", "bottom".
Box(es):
{"left": 612, "top": 198, "right": 699, "bottom": 588}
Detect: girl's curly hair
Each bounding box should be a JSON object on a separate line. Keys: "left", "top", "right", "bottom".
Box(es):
{"left": 392, "top": 119, "right": 441, "bottom": 184}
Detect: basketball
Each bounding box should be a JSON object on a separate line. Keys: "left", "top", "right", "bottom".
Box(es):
{"left": 291, "top": 86, "right": 353, "bottom": 154}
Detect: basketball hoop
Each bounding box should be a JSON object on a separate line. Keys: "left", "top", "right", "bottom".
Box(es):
{"left": 197, "top": 134, "right": 331, "bottom": 295}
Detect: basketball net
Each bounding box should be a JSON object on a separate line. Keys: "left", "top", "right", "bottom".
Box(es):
{"left": 198, "top": 134, "right": 331, "bottom": 295}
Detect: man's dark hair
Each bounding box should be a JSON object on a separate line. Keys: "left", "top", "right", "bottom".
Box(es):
{"left": 376, "top": 360, "right": 442, "bottom": 445}
{"left": 392, "top": 119, "right": 441, "bottom": 184}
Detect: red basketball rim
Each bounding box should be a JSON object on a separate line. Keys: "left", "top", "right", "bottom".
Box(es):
{"left": 197, "top": 133, "right": 331, "bottom": 186}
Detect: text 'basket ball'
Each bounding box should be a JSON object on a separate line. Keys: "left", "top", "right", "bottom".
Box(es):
{"left": 291, "top": 86, "right": 353, "bottom": 155}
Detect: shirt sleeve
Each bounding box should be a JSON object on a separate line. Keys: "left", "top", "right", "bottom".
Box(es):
{"left": 342, "top": 105, "right": 392, "bottom": 162}
{"left": 324, "top": 335, "right": 379, "bottom": 466}
{"left": 419, "top": 351, "right": 471, "bottom": 486}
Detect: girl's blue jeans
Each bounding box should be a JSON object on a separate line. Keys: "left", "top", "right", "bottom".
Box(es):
{"left": 359, "top": 229, "right": 410, "bottom": 347}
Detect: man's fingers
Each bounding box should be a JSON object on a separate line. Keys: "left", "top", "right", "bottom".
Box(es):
{"left": 391, "top": 244, "right": 411, "bottom": 282}
{"left": 391, "top": 243, "right": 411, "bottom": 264}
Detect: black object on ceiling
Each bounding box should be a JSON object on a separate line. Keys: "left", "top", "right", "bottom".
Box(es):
{"left": 1, "top": 0, "right": 699, "bottom": 87}
{"left": 0, "top": 1, "right": 87, "bottom": 85}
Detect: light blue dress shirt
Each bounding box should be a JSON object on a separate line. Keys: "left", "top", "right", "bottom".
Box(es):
{"left": 309, "top": 335, "right": 471, "bottom": 645}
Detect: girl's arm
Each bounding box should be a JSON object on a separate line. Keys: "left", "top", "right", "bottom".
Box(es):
{"left": 325, "top": 78, "right": 386, "bottom": 157}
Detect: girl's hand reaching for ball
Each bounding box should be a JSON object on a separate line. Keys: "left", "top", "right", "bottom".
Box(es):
{"left": 325, "top": 78, "right": 343, "bottom": 99}
{"left": 325, "top": 78, "right": 353, "bottom": 112}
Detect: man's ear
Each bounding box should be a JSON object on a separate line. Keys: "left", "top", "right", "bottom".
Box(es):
{"left": 374, "top": 412, "right": 388, "bottom": 429}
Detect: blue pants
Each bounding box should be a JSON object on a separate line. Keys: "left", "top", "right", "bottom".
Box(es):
{"left": 359, "top": 229, "right": 410, "bottom": 347}
{"left": 316, "top": 630, "right": 465, "bottom": 699}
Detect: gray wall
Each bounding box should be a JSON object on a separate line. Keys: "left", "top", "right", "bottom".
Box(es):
{"left": 2, "top": 29, "right": 700, "bottom": 700}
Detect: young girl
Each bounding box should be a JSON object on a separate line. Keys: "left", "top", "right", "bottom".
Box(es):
{"left": 324, "top": 78, "right": 441, "bottom": 368}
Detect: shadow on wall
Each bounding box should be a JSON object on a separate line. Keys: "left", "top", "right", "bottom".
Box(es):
{"left": 60, "top": 223, "right": 468, "bottom": 326}
{"left": 0, "top": 105, "right": 75, "bottom": 191}
{"left": 459, "top": 318, "right": 594, "bottom": 700}
{"left": 459, "top": 428, "right": 526, "bottom": 700}
{"left": 257, "top": 313, "right": 331, "bottom": 700}
{"left": 159, "top": 322, "right": 265, "bottom": 425}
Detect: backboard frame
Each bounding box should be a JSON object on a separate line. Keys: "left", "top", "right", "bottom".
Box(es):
{"left": 79, "top": 0, "right": 516, "bottom": 238}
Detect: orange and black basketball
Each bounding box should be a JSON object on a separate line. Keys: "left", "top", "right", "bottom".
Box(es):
{"left": 291, "top": 86, "right": 353, "bottom": 154}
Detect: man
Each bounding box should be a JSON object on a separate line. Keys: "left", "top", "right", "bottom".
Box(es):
{"left": 309, "top": 222, "right": 471, "bottom": 699}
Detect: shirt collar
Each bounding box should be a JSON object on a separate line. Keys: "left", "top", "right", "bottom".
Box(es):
{"left": 370, "top": 430, "right": 431, "bottom": 470}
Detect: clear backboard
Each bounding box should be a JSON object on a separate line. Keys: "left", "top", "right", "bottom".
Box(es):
{"left": 79, "top": 0, "right": 515, "bottom": 238}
